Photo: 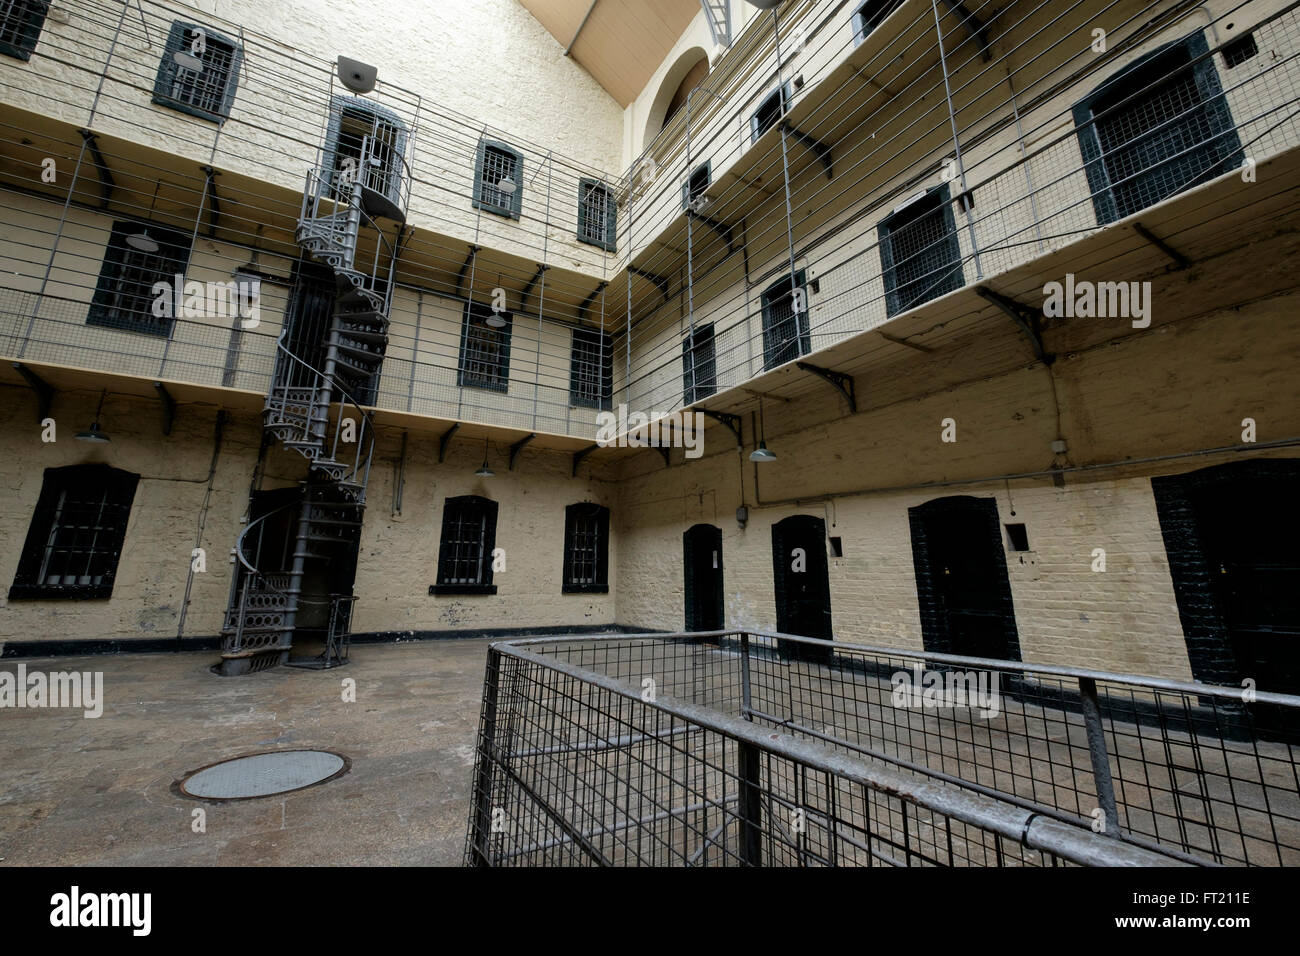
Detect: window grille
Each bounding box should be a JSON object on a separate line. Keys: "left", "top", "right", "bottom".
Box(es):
{"left": 458, "top": 302, "right": 512, "bottom": 392}
{"left": 0, "top": 0, "right": 48, "bottom": 61}
{"left": 570, "top": 327, "right": 612, "bottom": 410}
{"left": 577, "top": 179, "right": 616, "bottom": 251}
{"left": 474, "top": 141, "right": 524, "bottom": 219}
{"left": 87, "top": 221, "right": 191, "bottom": 336}
{"left": 323, "top": 100, "right": 407, "bottom": 206}
{"left": 433, "top": 496, "right": 499, "bottom": 594}
{"left": 761, "top": 271, "right": 810, "bottom": 370}
{"left": 878, "top": 185, "right": 963, "bottom": 317}
{"left": 9, "top": 465, "right": 139, "bottom": 600}
{"left": 1074, "top": 33, "right": 1242, "bottom": 226}
{"left": 682, "top": 323, "right": 717, "bottom": 404}
{"left": 563, "top": 503, "right": 609, "bottom": 593}
{"left": 152, "top": 21, "right": 241, "bottom": 121}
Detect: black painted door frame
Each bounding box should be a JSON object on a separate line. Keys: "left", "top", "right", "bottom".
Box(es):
{"left": 683, "top": 523, "right": 724, "bottom": 633}
{"left": 908, "top": 495, "right": 1022, "bottom": 662}
{"left": 1152, "top": 459, "right": 1300, "bottom": 698}
{"left": 771, "top": 514, "right": 833, "bottom": 660}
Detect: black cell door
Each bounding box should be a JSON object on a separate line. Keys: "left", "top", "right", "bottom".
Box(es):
{"left": 684, "top": 524, "right": 724, "bottom": 633}
{"left": 1153, "top": 460, "right": 1300, "bottom": 734}
{"left": 909, "top": 496, "right": 1022, "bottom": 662}
{"left": 772, "top": 515, "right": 833, "bottom": 660}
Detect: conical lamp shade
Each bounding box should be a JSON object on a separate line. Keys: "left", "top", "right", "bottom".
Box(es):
{"left": 75, "top": 421, "right": 111, "bottom": 443}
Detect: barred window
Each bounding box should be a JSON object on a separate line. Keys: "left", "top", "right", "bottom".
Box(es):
{"left": 761, "top": 271, "right": 810, "bottom": 370}
{"left": 878, "top": 184, "right": 963, "bottom": 317}
{"left": 563, "top": 503, "right": 609, "bottom": 593}
{"left": 570, "top": 327, "right": 612, "bottom": 410}
{"left": 458, "top": 301, "right": 512, "bottom": 392}
{"left": 324, "top": 99, "right": 407, "bottom": 208}
{"left": 0, "top": 0, "right": 48, "bottom": 61}
{"left": 152, "top": 21, "right": 241, "bottom": 122}
{"left": 432, "top": 496, "right": 499, "bottom": 595}
{"left": 853, "top": 0, "right": 903, "bottom": 46}
{"left": 87, "top": 220, "right": 191, "bottom": 337}
{"left": 682, "top": 323, "right": 716, "bottom": 405}
{"left": 1074, "top": 33, "right": 1242, "bottom": 226}
{"left": 1222, "top": 33, "right": 1258, "bottom": 69}
{"left": 680, "top": 162, "right": 711, "bottom": 210}
{"left": 9, "top": 465, "right": 139, "bottom": 600}
{"left": 474, "top": 140, "right": 523, "bottom": 219}
{"left": 750, "top": 83, "right": 790, "bottom": 143}
{"left": 577, "top": 179, "right": 616, "bottom": 252}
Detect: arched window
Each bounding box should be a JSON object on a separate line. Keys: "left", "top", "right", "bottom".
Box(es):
{"left": 563, "top": 503, "right": 609, "bottom": 593}
{"left": 432, "top": 495, "right": 499, "bottom": 595}
{"left": 10, "top": 464, "right": 140, "bottom": 599}
{"left": 644, "top": 47, "right": 710, "bottom": 145}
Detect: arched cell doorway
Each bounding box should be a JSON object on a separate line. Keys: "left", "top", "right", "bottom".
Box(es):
{"left": 908, "top": 495, "right": 1022, "bottom": 662}
{"left": 771, "top": 514, "right": 833, "bottom": 661}
{"left": 683, "top": 523, "right": 724, "bottom": 632}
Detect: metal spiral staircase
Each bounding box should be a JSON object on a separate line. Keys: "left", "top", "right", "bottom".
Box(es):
{"left": 219, "top": 122, "right": 411, "bottom": 675}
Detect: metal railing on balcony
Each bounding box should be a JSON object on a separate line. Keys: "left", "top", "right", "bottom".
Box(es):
{"left": 466, "top": 631, "right": 1300, "bottom": 866}
{"left": 617, "top": 0, "right": 1300, "bottom": 420}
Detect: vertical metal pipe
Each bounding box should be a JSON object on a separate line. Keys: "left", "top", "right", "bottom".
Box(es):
{"left": 408, "top": 291, "right": 421, "bottom": 412}
{"left": 532, "top": 152, "right": 553, "bottom": 430}
{"left": 771, "top": 9, "right": 803, "bottom": 335}
{"left": 930, "top": 0, "right": 983, "bottom": 279}
{"left": 738, "top": 738, "right": 764, "bottom": 866}
{"left": 1079, "top": 677, "right": 1121, "bottom": 838}
{"left": 684, "top": 91, "right": 699, "bottom": 406}
{"left": 22, "top": 0, "right": 130, "bottom": 354}
{"left": 1005, "top": 64, "right": 1045, "bottom": 254}
{"left": 470, "top": 645, "right": 503, "bottom": 865}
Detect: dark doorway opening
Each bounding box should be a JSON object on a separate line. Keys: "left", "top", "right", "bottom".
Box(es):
{"left": 909, "top": 496, "right": 1022, "bottom": 662}
{"left": 771, "top": 515, "right": 833, "bottom": 662}
{"left": 237, "top": 486, "right": 300, "bottom": 592}
{"left": 278, "top": 259, "right": 335, "bottom": 393}
{"left": 1153, "top": 459, "right": 1300, "bottom": 736}
{"left": 684, "top": 524, "right": 724, "bottom": 634}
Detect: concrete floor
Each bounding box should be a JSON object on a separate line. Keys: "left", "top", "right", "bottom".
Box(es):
{"left": 0, "top": 639, "right": 494, "bottom": 866}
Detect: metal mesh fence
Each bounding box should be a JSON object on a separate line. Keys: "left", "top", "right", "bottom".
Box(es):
{"left": 462, "top": 632, "right": 1253, "bottom": 867}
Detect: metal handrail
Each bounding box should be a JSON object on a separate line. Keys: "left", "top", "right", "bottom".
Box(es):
{"left": 475, "top": 639, "right": 1195, "bottom": 867}
{"left": 490, "top": 629, "right": 1300, "bottom": 866}
{"left": 232, "top": 499, "right": 299, "bottom": 574}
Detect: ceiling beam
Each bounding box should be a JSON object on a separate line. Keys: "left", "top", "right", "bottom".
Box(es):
{"left": 565, "top": 0, "right": 599, "bottom": 56}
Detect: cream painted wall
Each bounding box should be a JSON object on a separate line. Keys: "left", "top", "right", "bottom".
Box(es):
{"left": 0, "top": 0, "right": 625, "bottom": 278}
{"left": 612, "top": 285, "right": 1300, "bottom": 679}
{"left": 0, "top": 387, "right": 620, "bottom": 644}
{"left": 618, "top": 0, "right": 1299, "bottom": 414}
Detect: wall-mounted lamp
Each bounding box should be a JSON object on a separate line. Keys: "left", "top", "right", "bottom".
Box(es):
{"left": 474, "top": 437, "right": 495, "bottom": 478}
{"left": 749, "top": 396, "right": 776, "bottom": 462}
{"left": 75, "top": 390, "right": 111, "bottom": 443}
{"left": 172, "top": 50, "right": 204, "bottom": 72}
{"left": 125, "top": 230, "right": 159, "bottom": 253}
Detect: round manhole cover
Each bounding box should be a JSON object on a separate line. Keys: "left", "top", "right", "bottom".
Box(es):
{"left": 179, "top": 750, "right": 349, "bottom": 800}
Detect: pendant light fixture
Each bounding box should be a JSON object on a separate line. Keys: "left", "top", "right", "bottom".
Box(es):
{"left": 749, "top": 395, "right": 776, "bottom": 462}
{"left": 125, "top": 230, "right": 159, "bottom": 253}
{"left": 172, "top": 50, "right": 205, "bottom": 72}
{"left": 474, "top": 437, "right": 495, "bottom": 478}
{"left": 75, "top": 390, "right": 112, "bottom": 443}
{"left": 126, "top": 181, "right": 163, "bottom": 252}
